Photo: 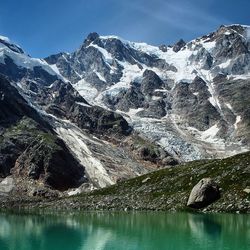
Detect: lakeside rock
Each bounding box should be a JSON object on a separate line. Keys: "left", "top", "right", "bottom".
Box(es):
{"left": 187, "top": 178, "right": 221, "bottom": 209}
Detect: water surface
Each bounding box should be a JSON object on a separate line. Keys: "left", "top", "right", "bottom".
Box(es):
{"left": 0, "top": 212, "right": 249, "bottom": 250}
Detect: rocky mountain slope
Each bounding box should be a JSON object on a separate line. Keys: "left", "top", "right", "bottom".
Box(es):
{"left": 0, "top": 25, "right": 250, "bottom": 196}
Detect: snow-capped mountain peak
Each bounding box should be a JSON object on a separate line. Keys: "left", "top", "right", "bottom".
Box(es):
{"left": 43, "top": 24, "right": 250, "bottom": 161}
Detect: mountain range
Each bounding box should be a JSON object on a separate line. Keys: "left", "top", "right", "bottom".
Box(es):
{"left": 0, "top": 24, "right": 250, "bottom": 198}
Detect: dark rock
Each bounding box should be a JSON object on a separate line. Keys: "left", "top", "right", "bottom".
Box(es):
{"left": 172, "top": 78, "right": 221, "bottom": 130}
{"left": 116, "top": 87, "right": 145, "bottom": 112}
{"left": 162, "top": 157, "right": 179, "bottom": 166}
{"left": 15, "top": 137, "right": 85, "bottom": 190}
{"left": 159, "top": 45, "right": 168, "bottom": 52}
{"left": 141, "top": 69, "right": 164, "bottom": 96}
{"left": 173, "top": 39, "right": 186, "bottom": 52}
{"left": 84, "top": 32, "right": 100, "bottom": 46}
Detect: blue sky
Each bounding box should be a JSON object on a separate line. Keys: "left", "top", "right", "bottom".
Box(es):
{"left": 0, "top": 0, "right": 249, "bottom": 57}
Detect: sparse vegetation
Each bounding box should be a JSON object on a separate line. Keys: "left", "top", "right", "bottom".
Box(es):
{"left": 2, "top": 151, "right": 249, "bottom": 213}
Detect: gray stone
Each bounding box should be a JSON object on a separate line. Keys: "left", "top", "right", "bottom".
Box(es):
{"left": 243, "top": 188, "right": 250, "bottom": 194}
{"left": 187, "top": 178, "right": 220, "bottom": 209}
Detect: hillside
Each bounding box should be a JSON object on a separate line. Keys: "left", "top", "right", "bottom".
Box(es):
{"left": 1, "top": 151, "right": 249, "bottom": 213}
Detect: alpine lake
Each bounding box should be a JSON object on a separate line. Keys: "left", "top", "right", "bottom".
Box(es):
{"left": 0, "top": 211, "right": 249, "bottom": 250}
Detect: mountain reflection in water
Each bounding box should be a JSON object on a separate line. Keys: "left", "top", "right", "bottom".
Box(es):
{"left": 0, "top": 212, "right": 249, "bottom": 250}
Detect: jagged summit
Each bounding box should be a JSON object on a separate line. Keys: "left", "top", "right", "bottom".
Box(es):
{"left": 83, "top": 32, "right": 100, "bottom": 46}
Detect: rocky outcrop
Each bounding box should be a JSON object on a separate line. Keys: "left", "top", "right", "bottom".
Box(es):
{"left": 0, "top": 177, "right": 14, "bottom": 196}
{"left": 15, "top": 137, "right": 85, "bottom": 190}
{"left": 140, "top": 70, "right": 164, "bottom": 96}
{"left": 187, "top": 178, "right": 221, "bottom": 209}
{"left": 172, "top": 77, "right": 221, "bottom": 130}
{"left": 173, "top": 39, "right": 186, "bottom": 52}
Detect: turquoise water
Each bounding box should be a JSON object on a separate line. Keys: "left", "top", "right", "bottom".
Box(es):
{"left": 0, "top": 212, "right": 249, "bottom": 250}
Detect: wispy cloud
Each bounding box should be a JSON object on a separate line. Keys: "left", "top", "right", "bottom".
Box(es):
{"left": 126, "top": 0, "right": 230, "bottom": 33}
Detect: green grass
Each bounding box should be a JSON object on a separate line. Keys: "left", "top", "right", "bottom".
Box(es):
{"left": 1, "top": 117, "right": 60, "bottom": 153}
{"left": 68, "top": 151, "right": 250, "bottom": 212}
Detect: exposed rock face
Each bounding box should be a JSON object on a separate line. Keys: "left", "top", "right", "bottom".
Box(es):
{"left": 187, "top": 178, "right": 220, "bottom": 209}
{"left": 173, "top": 39, "right": 186, "bottom": 52}
{"left": 172, "top": 77, "right": 221, "bottom": 130}
{"left": 14, "top": 136, "right": 85, "bottom": 190}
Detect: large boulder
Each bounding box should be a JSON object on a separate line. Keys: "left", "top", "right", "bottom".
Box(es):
{"left": 187, "top": 178, "right": 220, "bottom": 209}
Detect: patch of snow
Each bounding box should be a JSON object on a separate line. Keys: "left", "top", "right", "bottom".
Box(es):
{"left": 100, "top": 35, "right": 163, "bottom": 57}
{"left": 89, "top": 43, "right": 113, "bottom": 64}
{"left": 218, "top": 59, "right": 231, "bottom": 69}
{"left": 50, "top": 64, "right": 61, "bottom": 75}
{"left": 161, "top": 47, "right": 196, "bottom": 83}
{"left": 56, "top": 126, "right": 114, "bottom": 188}
{"left": 186, "top": 124, "right": 226, "bottom": 154}
{"left": 154, "top": 89, "right": 168, "bottom": 92}
{"left": 129, "top": 41, "right": 165, "bottom": 56}
{"left": 74, "top": 79, "right": 98, "bottom": 105}
{"left": 118, "top": 60, "right": 143, "bottom": 86}
{"left": 100, "top": 35, "right": 127, "bottom": 43}
{"left": 0, "top": 50, "right": 5, "bottom": 64}
{"left": 68, "top": 188, "right": 82, "bottom": 196}
{"left": 50, "top": 64, "right": 67, "bottom": 81}
{"left": 225, "top": 103, "right": 233, "bottom": 110}
{"left": 234, "top": 115, "right": 241, "bottom": 129}
{"left": 94, "top": 61, "right": 143, "bottom": 106}
{"left": 94, "top": 71, "right": 106, "bottom": 82}
{"left": 117, "top": 108, "right": 144, "bottom": 117}
{"left": 0, "top": 47, "right": 59, "bottom": 77}
{"left": 200, "top": 124, "right": 220, "bottom": 143}
{"left": 247, "top": 27, "right": 250, "bottom": 40}
{"left": 232, "top": 73, "right": 250, "bottom": 80}
{"left": 152, "top": 96, "right": 161, "bottom": 101}
{"left": 76, "top": 102, "right": 92, "bottom": 108}
{"left": 102, "top": 35, "right": 196, "bottom": 83}
{"left": 197, "top": 70, "right": 222, "bottom": 111}
{"left": 193, "top": 92, "right": 199, "bottom": 96}
{"left": 201, "top": 41, "right": 216, "bottom": 52}
{"left": 208, "top": 97, "right": 217, "bottom": 107}
{"left": 0, "top": 35, "right": 10, "bottom": 43}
